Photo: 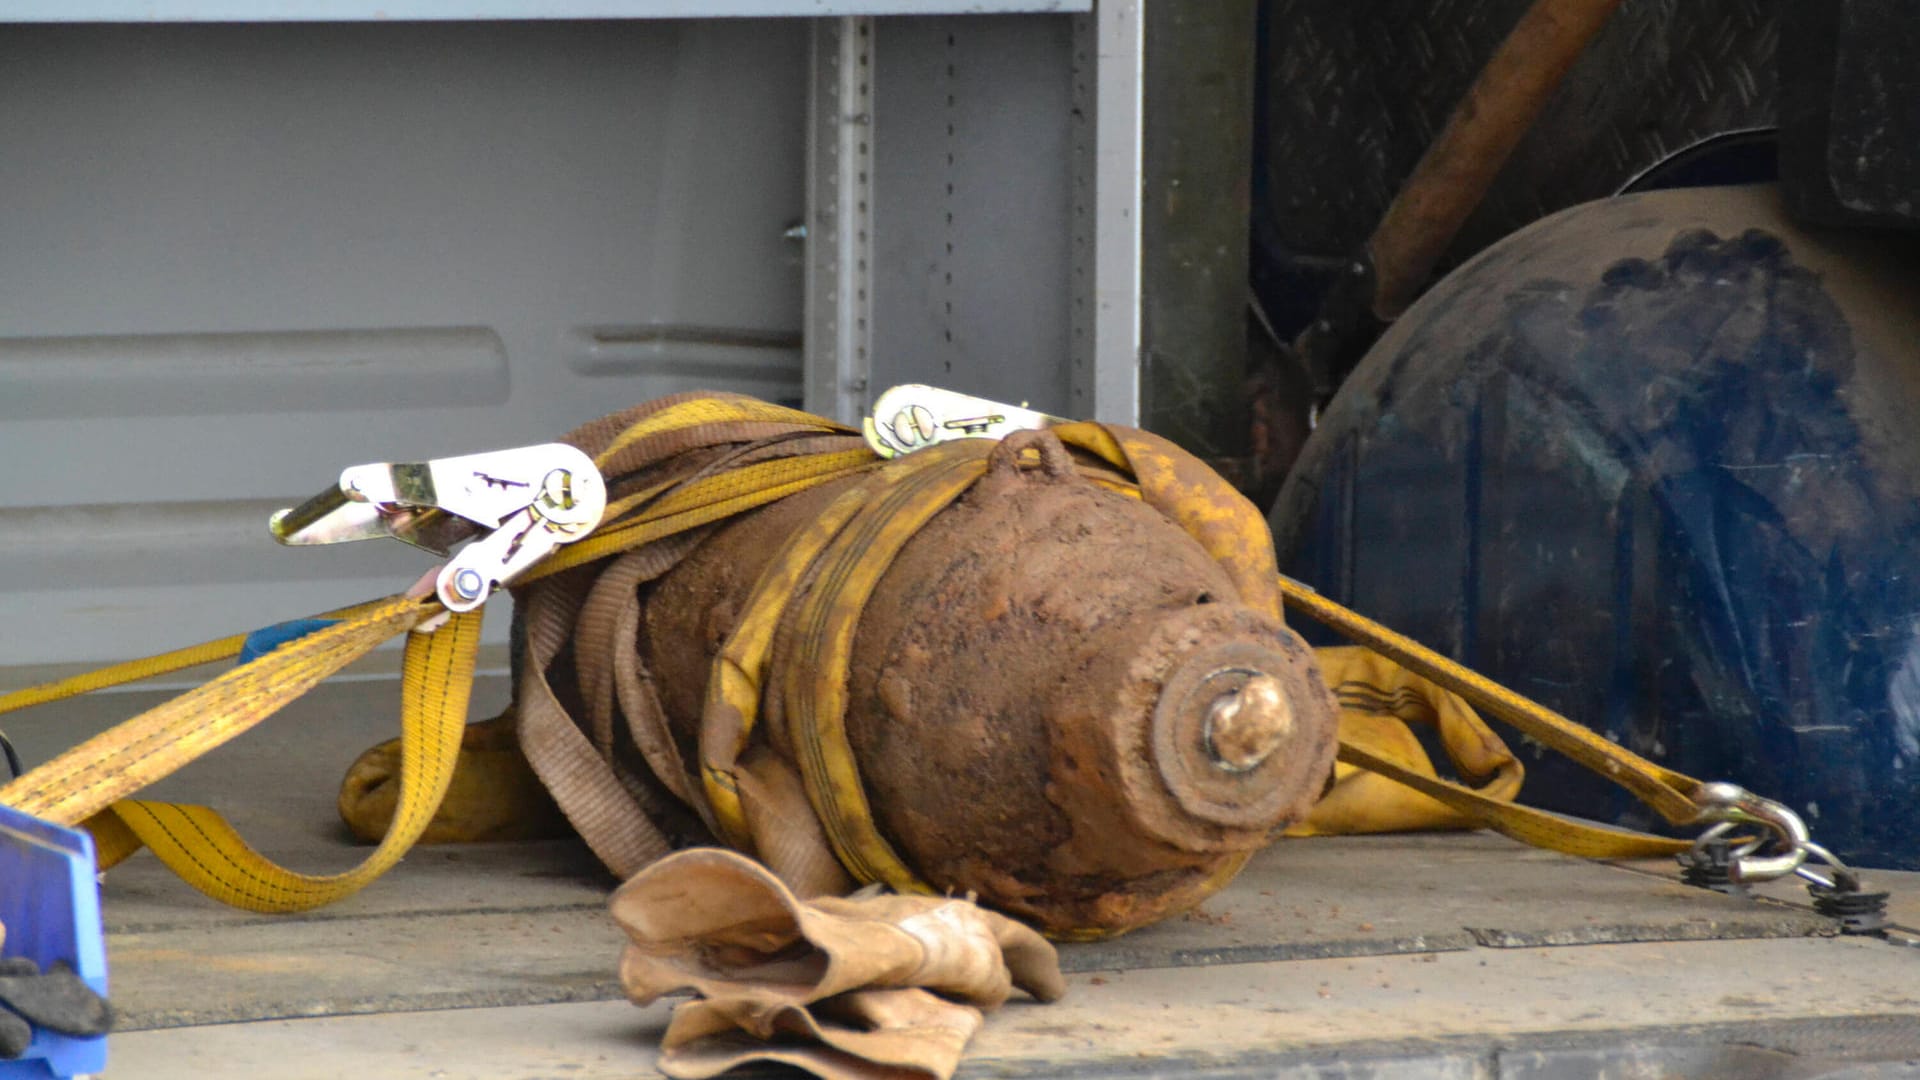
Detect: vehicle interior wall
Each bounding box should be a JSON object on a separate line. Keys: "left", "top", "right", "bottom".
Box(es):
{"left": 0, "top": 19, "right": 810, "bottom": 666}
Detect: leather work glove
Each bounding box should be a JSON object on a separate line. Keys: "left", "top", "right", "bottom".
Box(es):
{"left": 0, "top": 957, "right": 113, "bottom": 1060}
{"left": 610, "top": 848, "right": 1065, "bottom": 1080}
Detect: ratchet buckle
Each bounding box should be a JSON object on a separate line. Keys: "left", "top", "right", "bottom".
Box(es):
{"left": 863, "top": 384, "right": 1065, "bottom": 459}
{"left": 269, "top": 443, "right": 607, "bottom": 613}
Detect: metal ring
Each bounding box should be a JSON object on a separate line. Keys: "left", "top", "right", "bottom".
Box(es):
{"left": 1690, "top": 782, "right": 1811, "bottom": 883}
{"left": 1792, "top": 840, "right": 1857, "bottom": 891}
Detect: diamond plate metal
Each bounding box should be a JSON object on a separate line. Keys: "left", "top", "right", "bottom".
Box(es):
{"left": 1256, "top": 0, "right": 1779, "bottom": 264}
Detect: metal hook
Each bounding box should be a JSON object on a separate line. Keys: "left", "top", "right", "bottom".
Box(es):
{"left": 1687, "top": 782, "right": 1810, "bottom": 884}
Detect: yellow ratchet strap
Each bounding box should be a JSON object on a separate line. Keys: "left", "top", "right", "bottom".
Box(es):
{"left": 0, "top": 595, "right": 402, "bottom": 718}
{"left": 1280, "top": 582, "right": 1694, "bottom": 858}
{"left": 699, "top": 479, "right": 877, "bottom": 853}
{"left": 782, "top": 442, "right": 998, "bottom": 892}
{"left": 591, "top": 396, "right": 839, "bottom": 467}
{"left": 533, "top": 450, "right": 876, "bottom": 580}
{"left": 1290, "top": 646, "right": 1525, "bottom": 837}
{"left": 698, "top": 441, "right": 996, "bottom": 892}
{"left": 0, "top": 597, "right": 479, "bottom": 912}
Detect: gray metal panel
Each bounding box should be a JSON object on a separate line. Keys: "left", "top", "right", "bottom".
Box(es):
{"left": 801, "top": 17, "right": 877, "bottom": 423}
{"left": 867, "top": 14, "right": 1077, "bottom": 417}
{"left": 0, "top": 21, "right": 808, "bottom": 665}
{"left": 1073, "top": 0, "right": 1144, "bottom": 426}
{"left": 0, "top": 1, "right": 1090, "bottom": 22}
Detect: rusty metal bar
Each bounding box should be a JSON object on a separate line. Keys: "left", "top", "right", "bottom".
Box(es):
{"left": 1367, "top": 0, "right": 1626, "bottom": 319}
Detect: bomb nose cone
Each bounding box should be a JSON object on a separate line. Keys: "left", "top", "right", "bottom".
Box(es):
{"left": 1135, "top": 631, "right": 1334, "bottom": 845}
{"left": 1204, "top": 675, "right": 1293, "bottom": 771}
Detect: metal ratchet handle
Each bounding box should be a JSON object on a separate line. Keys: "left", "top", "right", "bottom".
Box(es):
{"left": 271, "top": 442, "right": 607, "bottom": 615}
{"left": 863, "top": 384, "right": 1066, "bottom": 459}
{"left": 433, "top": 458, "right": 605, "bottom": 611}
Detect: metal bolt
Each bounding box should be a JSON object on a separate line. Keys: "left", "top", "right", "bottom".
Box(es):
{"left": 1809, "top": 879, "right": 1890, "bottom": 935}
{"left": 1203, "top": 675, "right": 1293, "bottom": 771}
{"left": 891, "top": 404, "right": 937, "bottom": 447}
{"left": 450, "top": 567, "right": 487, "bottom": 602}
{"left": 538, "top": 469, "right": 575, "bottom": 512}
{"left": 1678, "top": 839, "right": 1751, "bottom": 899}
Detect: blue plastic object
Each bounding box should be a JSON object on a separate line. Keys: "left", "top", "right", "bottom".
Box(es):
{"left": 0, "top": 806, "right": 108, "bottom": 1078}
{"left": 1273, "top": 185, "right": 1920, "bottom": 869}
{"left": 237, "top": 617, "right": 339, "bottom": 665}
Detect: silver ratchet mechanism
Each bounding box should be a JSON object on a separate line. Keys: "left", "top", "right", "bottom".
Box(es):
{"left": 862, "top": 384, "right": 1066, "bottom": 459}
{"left": 269, "top": 443, "right": 607, "bottom": 614}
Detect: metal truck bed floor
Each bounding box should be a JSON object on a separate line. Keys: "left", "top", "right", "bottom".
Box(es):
{"left": 7, "top": 670, "right": 1918, "bottom": 1076}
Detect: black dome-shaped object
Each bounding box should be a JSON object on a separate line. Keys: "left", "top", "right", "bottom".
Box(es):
{"left": 1273, "top": 185, "right": 1920, "bottom": 868}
